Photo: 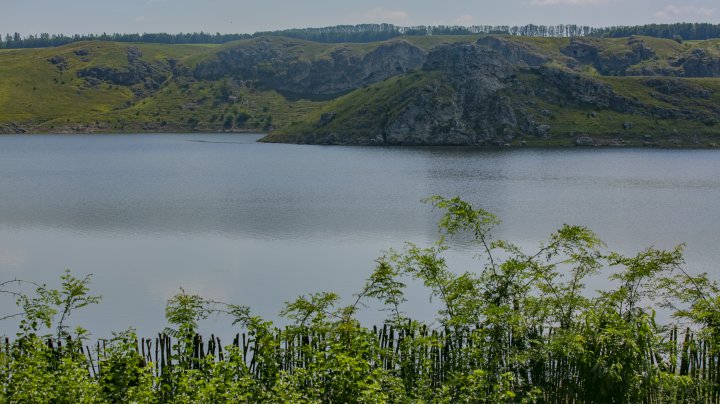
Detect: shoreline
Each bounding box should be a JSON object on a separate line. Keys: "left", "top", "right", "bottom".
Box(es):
{"left": 1, "top": 129, "right": 719, "bottom": 149}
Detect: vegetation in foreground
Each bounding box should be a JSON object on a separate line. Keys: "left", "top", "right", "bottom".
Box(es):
{"left": 2, "top": 196, "right": 720, "bottom": 402}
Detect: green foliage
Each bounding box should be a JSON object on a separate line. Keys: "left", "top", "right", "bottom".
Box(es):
{"left": 3, "top": 35, "right": 720, "bottom": 146}
{"left": 98, "top": 331, "right": 156, "bottom": 403}
{"left": 592, "top": 23, "right": 720, "bottom": 41}
{"left": 2, "top": 338, "right": 101, "bottom": 403}
{"left": 2, "top": 196, "right": 720, "bottom": 402}
{"left": 1, "top": 272, "right": 102, "bottom": 403}
{"left": 14, "top": 270, "right": 101, "bottom": 341}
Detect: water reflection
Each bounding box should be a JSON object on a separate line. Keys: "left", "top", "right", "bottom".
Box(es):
{"left": 0, "top": 134, "right": 719, "bottom": 337}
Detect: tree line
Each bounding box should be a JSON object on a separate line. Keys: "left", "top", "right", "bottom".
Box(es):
{"left": 0, "top": 31, "right": 251, "bottom": 49}
{"left": 251, "top": 24, "right": 598, "bottom": 41}
{"left": 2, "top": 23, "right": 719, "bottom": 49}
{"left": 590, "top": 23, "right": 720, "bottom": 41}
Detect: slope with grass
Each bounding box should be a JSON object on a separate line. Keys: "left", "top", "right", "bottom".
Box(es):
{"left": 266, "top": 35, "right": 720, "bottom": 147}
{"left": 0, "top": 41, "right": 218, "bottom": 133}
{"left": 0, "top": 36, "right": 453, "bottom": 134}
{"left": 2, "top": 34, "right": 720, "bottom": 146}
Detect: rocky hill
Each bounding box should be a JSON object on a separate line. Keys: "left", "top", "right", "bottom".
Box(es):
{"left": 265, "top": 35, "right": 720, "bottom": 147}
{"left": 193, "top": 37, "right": 427, "bottom": 99}
{"left": 2, "top": 35, "right": 720, "bottom": 146}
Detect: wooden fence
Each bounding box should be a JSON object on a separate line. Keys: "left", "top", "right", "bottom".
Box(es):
{"left": 3, "top": 324, "right": 720, "bottom": 403}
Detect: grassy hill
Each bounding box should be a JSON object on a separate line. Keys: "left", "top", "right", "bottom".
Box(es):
{"left": 267, "top": 35, "right": 720, "bottom": 147}
{"left": 0, "top": 36, "right": 475, "bottom": 134}
{"left": 0, "top": 42, "right": 215, "bottom": 132}
{"left": 2, "top": 35, "right": 720, "bottom": 147}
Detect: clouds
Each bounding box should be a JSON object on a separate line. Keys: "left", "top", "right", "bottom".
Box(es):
{"left": 530, "top": 0, "right": 717, "bottom": 24}
{"left": 531, "top": 0, "right": 607, "bottom": 5}
{"left": 364, "top": 7, "right": 411, "bottom": 24}
{"left": 527, "top": 0, "right": 718, "bottom": 24}
{"left": 654, "top": 5, "right": 716, "bottom": 21}
{"left": 455, "top": 14, "right": 476, "bottom": 25}
{"left": 2, "top": 0, "right": 720, "bottom": 36}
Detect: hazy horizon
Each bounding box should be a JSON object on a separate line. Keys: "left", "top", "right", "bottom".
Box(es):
{"left": 2, "top": 0, "right": 719, "bottom": 37}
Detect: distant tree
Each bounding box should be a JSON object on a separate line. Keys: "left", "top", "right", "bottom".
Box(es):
{"left": 2, "top": 22, "right": 718, "bottom": 50}
{"left": 592, "top": 23, "right": 720, "bottom": 40}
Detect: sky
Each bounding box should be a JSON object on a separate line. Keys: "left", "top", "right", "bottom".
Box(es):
{"left": 1, "top": 0, "right": 719, "bottom": 36}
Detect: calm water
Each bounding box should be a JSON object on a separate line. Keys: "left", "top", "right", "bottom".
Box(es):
{"left": 1, "top": 133, "right": 719, "bottom": 337}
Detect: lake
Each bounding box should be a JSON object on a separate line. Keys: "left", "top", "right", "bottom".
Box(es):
{"left": 1, "top": 133, "right": 719, "bottom": 338}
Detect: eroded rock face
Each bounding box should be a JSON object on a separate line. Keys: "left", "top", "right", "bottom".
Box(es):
{"left": 424, "top": 43, "right": 513, "bottom": 79}
{"left": 76, "top": 47, "right": 168, "bottom": 91}
{"left": 0, "top": 123, "right": 27, "bottom": 134}
{"left": 302, "top": 42, "right": 698, "bottom": 145}
{"left": 562, "top": 39, "right": 599, "bottom": 60}
{"left": 379, "top": 44, "right": 535, "bottom": 145}
{"left": 561, "top": 37, "right": 656, "bottom": 75}
{"left": 537, "top": 67, "right": 636, "bottom": 112}
{"left": 47, "top": 56, "right": 67, "bottom": 71}
{"left": 476, "top": 36, "right": 548, "bottom": 67}
{"left": 274, "top": 35, "right": 720, "bottom": 145}
{"left": 303, "top": 42, "right": 649, "bottom": 145}
{"left": 559, "top": 37, "right": 720, "bottom": 78}
{"left": 672, "top": 48, "right": 720, "bottom": 77}
{"left": 193, "top": 38, "right": 427, "bottom": 98}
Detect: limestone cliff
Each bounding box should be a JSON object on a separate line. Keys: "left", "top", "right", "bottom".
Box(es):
{"left": 193, "top": 38, "right": 426, "bottom": 99}
{"left": 265, "top": 36, "right": 720, "bottom": 146}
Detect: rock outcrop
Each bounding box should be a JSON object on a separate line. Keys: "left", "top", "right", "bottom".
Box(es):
{"left": 47, "top": 55, "right": 67, "bottom": 71}
{"left": 292, "top": 42, "right": 549, "bottom": 145}
{"left": 379, "top": 44, "right": 524, "bottom": 145}
{"left": 672, "top": 48, "right": 720, "bottom": 77}
{"left": 561, "top": 37, "right": 656, "bottom": 75}
{"left": 475, "top": 36, "right": 548, "bottom": 67}
{"left": 193, "top": 38, "right": 426, "bottom": 98}
{"left": 536, "top": 66, "right": 637, "bottom": 112}
{"left": 77, "top": 47, "right": 168, "bottom": 93}
{"left": 374, "top": 42, "right": 645, "bottom": 145}
{"left": 272, "top": 36, "right": 720, "bottom": 146}
{"left": 559, "top": 37, "right": 720, "bottom": 78}
{"left": 0, "top": 123, "right": 27, "bottom": 134}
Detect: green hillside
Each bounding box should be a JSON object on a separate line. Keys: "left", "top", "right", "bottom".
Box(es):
{"left": 2, "top": 35, "right": 720, "bottom": 147}
{"left": 0, "top": 42, "right": 217, "bottom": 132}
{"left": 0, "top": 39, "right": 329, "bottom": 133}
{"left": 268, "top": 35, "right": 720, "bottom": 147}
